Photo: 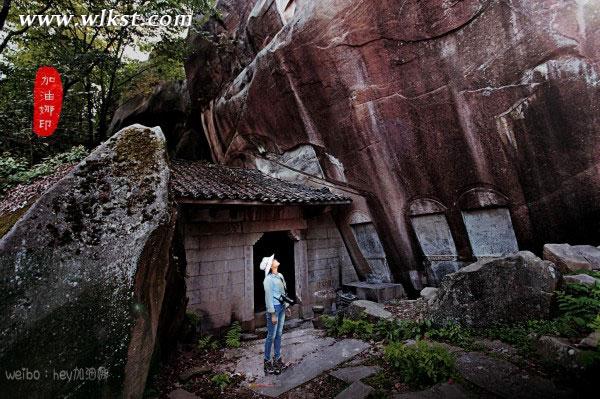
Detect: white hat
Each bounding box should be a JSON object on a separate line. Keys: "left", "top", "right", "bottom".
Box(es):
{"left": 259, "top": 254, "right": 275, "bottom": 277}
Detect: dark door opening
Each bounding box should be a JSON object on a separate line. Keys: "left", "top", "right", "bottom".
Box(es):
{"left": 253, "top": 231, "right": 296, "bottom": 313}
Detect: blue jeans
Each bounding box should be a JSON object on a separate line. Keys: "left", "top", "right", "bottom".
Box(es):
{"left": 264, "top": 304, "right": 285, "bottom": 361}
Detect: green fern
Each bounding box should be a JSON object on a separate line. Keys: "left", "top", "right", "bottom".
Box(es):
{"left": 225, "top": 321, "right": 242, "bottom": 348}
{"left": 211, "top": 372, "right": 231, "bottom": 391}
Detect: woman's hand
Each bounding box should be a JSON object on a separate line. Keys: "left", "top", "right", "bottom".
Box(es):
{"left": 286, "top": 308, "right": 291, "bottom": 317}
{"left": 271, "top": 314, "right": 277, "bottom": 325}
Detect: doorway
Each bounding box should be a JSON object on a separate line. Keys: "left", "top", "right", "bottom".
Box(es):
{"left": 253, "top": 231, "right": 296, "bottom": 313}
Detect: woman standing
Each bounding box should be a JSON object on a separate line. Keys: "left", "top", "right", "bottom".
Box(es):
{"left": 260, "top": 254, "right": 291, "bottom": 375}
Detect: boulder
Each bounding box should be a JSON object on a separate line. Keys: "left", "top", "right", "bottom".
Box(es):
{"left": 428, "top": 252, "right": 560, "bottom": 328}
{"left": 345, "top": 299, "right": 393, "bottom": 323}
{"left": 543, "top": 243, "right": 597, "bottom": 273}
{"left": 0, "top": 125, "right": 175, "bottom": 398}
{"left": 563, "top": 274, "right": 599, "bottom": 287}
{"left": 573, "top": 245, "right": 600, "bottom": 270}
{"left": 420, "top": 287, "right": 439, "bottom": 303}
{"left": 579, "top": 331, "right": 600, "bottom": 349}
{"left": 536, "top": 336, "right": 583, "bottom": 370}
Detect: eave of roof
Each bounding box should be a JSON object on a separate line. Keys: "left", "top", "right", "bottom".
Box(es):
{"left": 170, "top": 160, "right": 352, "bottom": 206}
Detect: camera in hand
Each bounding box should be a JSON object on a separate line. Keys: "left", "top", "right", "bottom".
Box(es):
{"left": 276, "top": 294, "right": 296, "bottom": 306}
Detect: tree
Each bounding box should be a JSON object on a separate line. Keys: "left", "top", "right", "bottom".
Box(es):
{"left": 0, "top": 0, "right": 216, "bottom": 163}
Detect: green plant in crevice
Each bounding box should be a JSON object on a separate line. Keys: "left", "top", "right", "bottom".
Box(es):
{"left": 197, "top": 335, "right": 220, "bottom": 351}
{"left": 225, "top": 321, "right": 242, "bottom": 348}
{"left": 384, "top": 340, "right": 455, "bottom": 390}
{"left": 321, "top": 314, "right": 343, "bottom": 337}
{"left": 210, "top": 372, "right": 231, "bottom": 391}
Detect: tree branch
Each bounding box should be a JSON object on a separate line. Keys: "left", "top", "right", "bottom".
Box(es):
{"left": 0, "top": 0, "right": 11, "bottom": 31}
{"left": 0, "top": 1, "right": 52, "bottom": 55}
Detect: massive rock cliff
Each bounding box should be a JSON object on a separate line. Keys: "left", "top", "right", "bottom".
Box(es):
{"left": 185, "top": 0, "right": 600, "bottom": 286}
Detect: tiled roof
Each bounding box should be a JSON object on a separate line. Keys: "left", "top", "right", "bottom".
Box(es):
{"left": 170, "top": 160, "right": 351, "bottom": 205}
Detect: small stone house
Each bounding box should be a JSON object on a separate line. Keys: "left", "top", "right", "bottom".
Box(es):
{"left": 170, "top": 160, "right": 361, "bottom": 331}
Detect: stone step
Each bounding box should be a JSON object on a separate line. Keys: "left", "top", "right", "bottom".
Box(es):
{"left": 250, "top": 338, "right": 370, "bottom": 397}
{"left": 334, "top": 381, "right": 374, "bottom": 399}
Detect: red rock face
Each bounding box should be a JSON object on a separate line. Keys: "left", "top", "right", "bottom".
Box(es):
{"left": 185, "top": 0, "right": 600, "bottom": 285}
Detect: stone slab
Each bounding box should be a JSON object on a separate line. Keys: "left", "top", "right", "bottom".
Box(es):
{"left": 329, "top": 365, "right": 380, "bottom": 383}
{"left": 251, "top": 338, "right": 370, "bottom": 397}
{"left": 334, "top": 381, "right": 374, "bottom": 399}
{"left": 344, "top": 281, "right": 406, "bottom": 302}
{"left": 392, "top": 383, "right": 471, "bottom": 399}
{"left": 456, "top": 351, "right": 572, "bottom": 398}
{"left": 168, "top": 388, "right": 198, "bottom": 399}
{"left": 346, "top": 299, "right": 393, "bottom": 322}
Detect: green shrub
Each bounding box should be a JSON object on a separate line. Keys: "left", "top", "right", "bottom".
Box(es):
{"left": 225, "top": 321, "right": 242, "bottom": 348}
{"left": 0, "top": 146, "right": 87, "bottom": 194}
{"left": 426, "top": 323, "right": 474, "bottom": 348}
{"left": 210, "top": 372, "right": 231, "bottom": 391}
{"left": 321, "top": 314, "right": 344, "bottom": 337}
{"left": 384, "top": 340, "right": 455, "bottom": 389}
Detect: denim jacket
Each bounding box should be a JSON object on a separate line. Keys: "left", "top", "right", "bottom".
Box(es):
{"left": 263, "top": 272, "right": 288, "bottom": 314}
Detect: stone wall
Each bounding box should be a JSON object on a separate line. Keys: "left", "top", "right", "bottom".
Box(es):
{"left": 305, "top": 215, "right": 357, "bottom": 305}
{"left": 181, "top": 205, "right": 355, "bottom": 330}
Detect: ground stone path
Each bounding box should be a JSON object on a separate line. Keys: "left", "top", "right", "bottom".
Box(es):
{"left": 219, "top": 327, "right": 370, "bottom": 397}
{"left": 171, "top": 324, "right": 576, "bottom": 398}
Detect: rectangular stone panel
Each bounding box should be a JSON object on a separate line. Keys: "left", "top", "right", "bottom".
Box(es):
{"left": 462, "top": 208, "right": 518, "bottom": 258}
{"left": 410, "top": 214, "right": 457, "bottom": 257}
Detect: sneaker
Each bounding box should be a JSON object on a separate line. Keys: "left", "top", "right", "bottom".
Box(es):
{"left": 264, "top": 359, "right": 274, "bottom": 375}
{"left": 273, "top": 358, "right": 287, "bottom": 375}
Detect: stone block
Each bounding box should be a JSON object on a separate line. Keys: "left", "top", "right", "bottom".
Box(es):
{"left": 543, "top": 243, "right": 593, "bottom": 273}
{"left": 343, "top": 281, "right": 406, "bottom": 302}
{"left": 334, "top": 381, "right": 374, "bottom": 399}
{"left": 330, "top": 365, "right": 380, "bottom": 383}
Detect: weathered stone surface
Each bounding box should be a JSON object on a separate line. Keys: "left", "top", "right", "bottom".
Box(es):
{"left": 572, "top": 245, "right": 600, "bottom": 270}
{"left": 543, "top": 244, "right": 595, "bottom": 273}
{"left": 329, "top": 365, "right": 380, "bottom": 384}
{"left": 536, "top": 335, "right": 583, "bottom": 370}
{"left": 420, "top": 287, "right": 439, "bottom": 303}
{"left": 428, "top": 252, "right": 560, "bottom": 327}
{"left": 109, "top": 80, "right": 209, "bottom": 160}
{"left": 179, "top": 366, "right": 211, "bottom": 382}
{"left": 186, "top": 0, "right": 600, "bottom": 288}
{"left": 240, "top": 333, "right": 259, "bottom": 341}
{"left": 563, "top": 274, "right": 599, "bottom": 286}
{"left": 344, "top": 281, "right": 406, "bottom": 302}
{"left": 392, "top": 383, "right": 472, "bottom": 399}
{"left": 0, "top": 125, "right": 174, "bottom": 398}
{"left": 168, "top": 388, "right": 199, "bottom": 399}
{"left": 345, "top": 299, "right": 393, "bottom": 322}
{"left": 251, "top": 338, "right": 370, "bottom": 397}
{"left": 334, "top": 380, "right": 374, "bottom": 399}
{"left": 579, "top": 331, "right": 600, "bottom": 349}
{"left": 456, "top": 351, "right": 572, "bottom": 398}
